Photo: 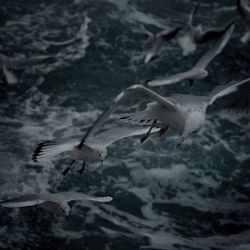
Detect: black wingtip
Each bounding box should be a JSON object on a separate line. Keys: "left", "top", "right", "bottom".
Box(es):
{"left": 32, "top": 142, "right": 45, "bottom": 162}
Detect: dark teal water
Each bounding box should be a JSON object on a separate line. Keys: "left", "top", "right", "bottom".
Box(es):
{"left": 0, "top": 0, "right": 250, "bottom": 249}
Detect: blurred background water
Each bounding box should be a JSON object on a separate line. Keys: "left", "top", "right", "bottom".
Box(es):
{"left": 0, "top": 0, "right": 250, "bottom": 249}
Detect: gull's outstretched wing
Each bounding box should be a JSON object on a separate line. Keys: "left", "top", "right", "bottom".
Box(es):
{"left": 193, "top": 22, "right": 234, "bottom": 70}
{"left": 88, "top": 126, "right": 160, "bottom": 149}
{"left": 147, "top": 70, "right": 198, "bottom": 86}
{"left": 52, "top": 192, "right": 113, "bottom": 203}
{"left": 157, "top": 27, "right": 181, "bottom": 40}
{"left": 195, "top": 22, "right": 235, "bottom": 44}
{"left": 32, "top": 137, "right": 82, "bottom": 162}
{"left": 0, "top": 194, "right": 46, "bottom": 208}
{"left": 77, "top": 85, "right": 176, "bottom": 149}
{"left": 237, "top": 0, "right": 250, "bottom": 23}
{"left": 206, "top": 78, "right": 250, "bottom": 112}
{"left": 187, "top": 2, "right": 199, "bottom": 29}
{"left": 5, "top": 55, "right": 51, "bottom": 69}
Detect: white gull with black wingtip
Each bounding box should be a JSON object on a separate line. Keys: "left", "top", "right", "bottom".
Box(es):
{"left": 0, "top": 192, "right": 113, "bottom": 216}
{"left": 178, "top": 3, "right": 235, "bottom": 55}
{"left": 118, "top": 79, "right": 250, "bottom": 146}
{"left": 148, "top": 21, "right": 235, "bottom": 87}
{"left": 32, "top": 126, "right": 161, "bottom": 175}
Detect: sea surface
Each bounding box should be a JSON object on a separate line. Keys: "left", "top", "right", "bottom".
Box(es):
{"left": 0, "top": 0, "right": 250, "bottom": 249}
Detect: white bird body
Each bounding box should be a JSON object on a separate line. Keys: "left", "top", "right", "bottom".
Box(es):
{"left": 67, "top": 144, "right": 105, "bottom": 161}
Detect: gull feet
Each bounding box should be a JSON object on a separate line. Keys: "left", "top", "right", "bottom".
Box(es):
{"left": 61, "top": 160, "right": 75, "bottom": 176}
{"left": 158, "top": 126, "right": 169, "bottom": 137}
{"left": 78, "top": 161, "right": 86, "bottom": 175}
{"left": 140, "top": 132, "right": 150, "bottom": 144}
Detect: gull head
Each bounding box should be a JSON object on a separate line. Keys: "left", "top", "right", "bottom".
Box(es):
{"left": 195, "top": 70, "right": 208, "bottom": 80}
{"left": 59, "top": 203, "right": 70, "bottom": 216}
{"left": 178, "top": 112, "right": 205, "bottom": 146}
{"left": 97, "top": 149, "right": 107, "bottom": 161}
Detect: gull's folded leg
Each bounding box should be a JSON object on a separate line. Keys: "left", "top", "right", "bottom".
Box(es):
{"left": 189, "top": 79, "right": 193, "bottom": 87}
{"left": 78, "top": 161, "right": 86, "bottom": 175}
{"left": 62, "top": 160, "right": 75, "bottom": 176}
{"left": 140, "top": 119, "right": 157, "bottom": 144}
{"left": 158, "top": 125, "right": 169, "bottom": 137}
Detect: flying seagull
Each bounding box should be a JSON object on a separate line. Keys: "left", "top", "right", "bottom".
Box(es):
{"left": 148, "top": 21, "right": 235, "bottom": 87}
{"left": 178, "top": 3, "right": 235, "bottom": 55}
{"left": 118, "top": 79, "right": 250, "bottom": 146}
{"left": 33, "top": 126, "right": 161, "bottom": 175}
{"left": 143, "top": 26, "right": 181, "bottom": 63}
{"left": 0, "top": 54, "right": 50, "bottom": 85}
{"left": 0, "top": 192, "right": 113, "bottom": 216}
{"left": 237, "top": 0, "right": 250, "bottom": 43}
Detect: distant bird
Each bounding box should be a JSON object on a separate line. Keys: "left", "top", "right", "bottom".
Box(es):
{"left": 148, "top": 22, "right": 234, "bottom": 87}
{"left": 237, "top": 0, "right": 250, "bottom": 43}
{"left": 33, "top": 126, "right": 161, "bottom": 175}
{"left": 143, "top": 26, "right": 181, "bottom": 63}
{"left": 86, "top": 79, "right": 249, "bottom": 148}
{"left": 0, "top": 192, "right": 113, "bottom": 216}
{"left": 0, "top": 54, "right": 50, "bottom": 84}
{"left": 178, "top": 3, "right": 235, "bottom": 55}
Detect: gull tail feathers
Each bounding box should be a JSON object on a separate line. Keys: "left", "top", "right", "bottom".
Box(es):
{"left": 32, "top": 138, "right": 79, "bottom": 162}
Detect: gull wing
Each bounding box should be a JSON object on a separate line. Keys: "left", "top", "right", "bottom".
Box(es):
{"left": 206, "top": 78, "right": 250, "bottom": 112}
{"left": 237, "top": 0, "right": 250, "bottom": 23}
{"left": 147, "top": 69, "right": 197, "bottom": 86}
{"left": 187, "top": 2, "right": 200, "bottom": 29}
{"left": 77, "top": 85, "right": 176, "bottom": 149}
{"left": 0, "top": 194, "right": 46, "bottom": 208}
{"left": 53, "top": 192, "right": 113, "bottom": 203}
{"left": 193, "top": 22, "right": 234, "bottom": 70}
{"left": 88, "top": 126, "right": 160, "bottom": 149}
{"left": 32, "top": 137, "right": 82, "bottom": 162}
{"left": 157, "top": 27, "right": 181, "bottom": 40}
{"left": 196, "top": 22, "right": 234, "bottom": 44}
{"left": 7, "top": 55, "right": 51, "bottom": 69}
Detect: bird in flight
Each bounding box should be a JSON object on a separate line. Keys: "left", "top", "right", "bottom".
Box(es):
{"left": 148, "top": 21, "right": 235, "bottom": 87}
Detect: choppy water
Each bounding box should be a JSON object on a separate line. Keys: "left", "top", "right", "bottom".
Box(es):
{"left": 0, "top": 0, "right": 250, "bottom": 249}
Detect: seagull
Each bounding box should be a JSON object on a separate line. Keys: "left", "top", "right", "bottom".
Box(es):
{"left": 148, "top": 21, "right": 235, "bottom": 87}
{"left": 32, "top": 126, "right": 161, "bottom": 175}
{"left": 0, "top": 54, "right": 51, "bottom": 85}
{"left": 237, "top": 0, "right": 250, "bottom": 43}
{"left": 143, "top": 26, "right": 181, "bottom": 63}
{"left": 82, "top": 79, "right": 249, "bottom": 149}
{"left": 0, "top": 192, "right": 113, "bottom": 216}
{"left": 178, "top": 3, "right": 235, "bottom": 55}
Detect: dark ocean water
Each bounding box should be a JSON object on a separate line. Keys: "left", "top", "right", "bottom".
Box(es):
{"left": 0, "top": 0, "right": 250, "bottom": 249}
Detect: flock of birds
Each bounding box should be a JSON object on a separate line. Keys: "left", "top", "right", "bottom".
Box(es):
{"left": 0, "top": 0, "right": 250, "bottom": 217}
